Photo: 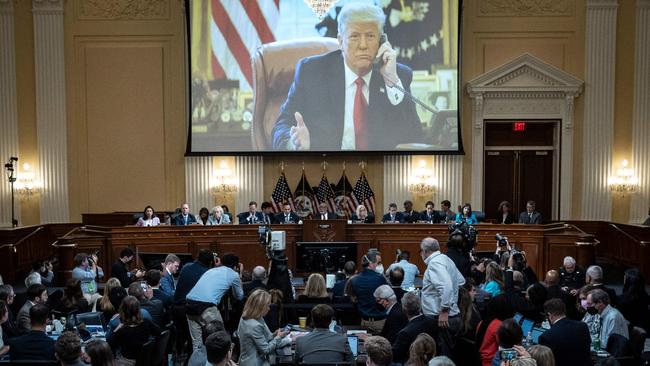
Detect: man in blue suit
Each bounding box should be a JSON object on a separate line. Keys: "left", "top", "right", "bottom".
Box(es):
{"left": 172, "top": 203, "right": 197, "bottom": 226}
{"left": 381, "top": 203, "right": 405, "bottom": 223}
{"left": 160, "top": 253, "right": 180, "bottom": 298}
{"left": 237, "top": 201, "right": 264, "bottom": 224}
{"left": 271, "top": 3, "right": 422, "bottom": 151}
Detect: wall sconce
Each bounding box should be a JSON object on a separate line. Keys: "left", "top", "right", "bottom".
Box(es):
{"left": 15, "top": 163, "right": 42, "bottom": 200}
{"left": 408, "top": 160, "right": 436, "bottom": 195}
{"left": 211, "top": 161, "right": 237, "bottom": 195}
{"left": 608, "top": 159, "right": 638, "bottom": 195}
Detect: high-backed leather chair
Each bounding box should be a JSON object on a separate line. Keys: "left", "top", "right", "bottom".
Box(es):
{"left": 251, "top": 37, "right": 340, "bottom": 150}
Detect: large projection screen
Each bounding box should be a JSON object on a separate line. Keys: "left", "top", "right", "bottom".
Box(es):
{"left": 187, "top": 0, "right": 461, "bottom": 154}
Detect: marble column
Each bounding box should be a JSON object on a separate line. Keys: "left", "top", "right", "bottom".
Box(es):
{"left": 630, "top": 0, "right": 650, "bottom": 223}
{"left": 383, "top": 155, "right": 411, "bottom": 209}
{"left": 235, "top": 156, "right": 264, "bottom": 218}
{"left": 0, "top": 0, "right": 20, "bottom": 226}
{"left": 33, "top": 0, "right": 69, "bottom": 223}
{"left": 185, "top": 157, "right": 213, "bottom": 214}
{"left": 580, "top": 0, "right": 617, "bottom": 220}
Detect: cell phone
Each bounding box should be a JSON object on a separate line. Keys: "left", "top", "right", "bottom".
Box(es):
{"left": 140, "top": 281, "right": 149, "bottom": 291}
{"left": 373, "top": 33, "right": 388, "bottom": 65}
{"left": 500, "top": 349, "right": 518, "bottom": 361}
{"left": 347, "top": 335, "right": 359, "bottom": 357}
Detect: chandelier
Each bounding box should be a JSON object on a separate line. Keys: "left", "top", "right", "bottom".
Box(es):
{"left": 211, "top": 161, "right": 237, "bottom": 195}
{"left": 408, "top": 160, "right": 436, "bottom": 195}
{"left": 15, "top": 163, "right": 42, "bottom": 200}
{"left": 304, "top": 0, "right": 337, "bottom": 19}
{"left": 608, "top": 159, "right": 638, "bottom": 195}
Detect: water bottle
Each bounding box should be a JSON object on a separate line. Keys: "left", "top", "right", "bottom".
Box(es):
{"left": 525, "top": 331, "right": 533, "bottom": 348}
{"left": 592, "top": 336, "right": 601, "bottom": 351}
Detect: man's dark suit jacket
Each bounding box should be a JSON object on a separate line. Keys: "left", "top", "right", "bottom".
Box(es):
{"left": 381, "top": 212, "right": 405, "bottom": 223}
{"left": 539, "top": 317, "right": 592, "bottom": 366}
{"left": 314, "top": 212, "right": 339, "bottom": 220}
{"left": 141, "top": 298, "right": 167, "bottom": 328}
{"left": 172, "top": 214, "right": 197, "bottom": 226}
{"left": 237, "top": 211, "right": 265, "bottom": 224}
{"left": 497, "top": 212, "right": 516, "bottom": 224}
{"left": 518, "top": 210, "right": 542, "bottom": 224}
{"left": 402, "top": 210, "right": 420, "bottom": 223}
{"left": 243, "top": 280, "right": 267, "bottom": 297}
{"left": 271, "top": 50, "right": 422, "bottom": 151}
{"left": 8, "top": 330, "right": 55, "bottom": 361}
{"left": 111, "top": 260, "right": 134, "bottom": 288}
{"left": 275, "top": 212, "right": 300, "bottom": 224}
{"left": 294, "top": 328, "right": 353, "bottom": 364}
{"left": 392, "top": 315, "right": 438, "bottom": 363}
{"left": 152, "top": 288, "right": 172, "bottom": 309}
{"left": 380, "top": 303, "right": 408, "bottom": 344}
{"left": 420, "top": 210, "right": 440, "bottom": 223}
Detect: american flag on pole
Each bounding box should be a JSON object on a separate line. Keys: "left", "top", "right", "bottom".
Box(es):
{"left": 352, "top": 172, "right": 376, "bottom": 214}
{"left": 315, "top": 174, "right": 337, "bottom": 213}
{"left": 270, "top": 172, "right": 293, "bottom": 213}
{"left": 209, "top": 0, "right": 279, "bottom": 89}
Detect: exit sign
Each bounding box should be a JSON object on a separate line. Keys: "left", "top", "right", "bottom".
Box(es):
{"left": 513, "top": 121, "right": 526, "bottom": 132}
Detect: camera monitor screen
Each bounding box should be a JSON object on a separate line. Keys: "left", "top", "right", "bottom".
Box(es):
{"left": 186, "top": 0, "right": 462, "bottom": 154}
{"left": 296, "top": 242, "right": 357, "bottom": 273}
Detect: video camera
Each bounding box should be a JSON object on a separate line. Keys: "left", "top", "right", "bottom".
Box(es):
{"left": 448, "top": 221, "right": 477, "bottom": 252}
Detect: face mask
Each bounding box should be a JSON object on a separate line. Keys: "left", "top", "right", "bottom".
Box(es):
{"left": 586, "top": 306, "right": 598, "bottom": 315}
{"left": 580, "top": 299, "right": 589, "bottom": 310}
{"left": 375, "top": 264, "right": 384, "bottom": 274}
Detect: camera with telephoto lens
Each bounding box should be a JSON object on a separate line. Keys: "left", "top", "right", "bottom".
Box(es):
{"left": 495, "top": 233, "right": 508, "bottom": 246}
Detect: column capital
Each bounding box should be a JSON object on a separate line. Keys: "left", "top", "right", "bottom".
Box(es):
{"left": 33, "top": 0, "right": 64, "bottom": 13}
{"left": 586, "top": 0, "right": 618, "bottom": 9}
{"left": 0, "top": 0, "right": 13, "bottom": 14}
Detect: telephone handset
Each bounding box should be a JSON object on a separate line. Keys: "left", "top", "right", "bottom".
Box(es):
{"left": 373, "top": 33, "right": 388, "bottom": 65}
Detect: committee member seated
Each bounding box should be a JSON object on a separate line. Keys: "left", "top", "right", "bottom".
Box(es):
{"left": 173, "top": 203, "right": 198, "bottom": 225}
{"left": 538, "top": 299, "right": 591, "bottom": 366}
{"left": 497, "top": 201, "right": 516, "bottom": 224}
{"left": 295, "top": 304, "right": 353, "bottom": 364}
{"left": 271, "top": 3, "right": 422, "bottom": 151}
{"left": 208, "top": 205, "right": 231, "bottom": 225}
{"left": 136, "top": 205, "right": 160, "bottom": 226}
{"left": 455, "top": 203, "right": 478, "bottom": 225}
{"left": 237, "top": 201, "right": 264, "bottom": 224}
{"left": 402, "top": 200, "right": 420, "bottom": 223}
{"left": 381, "top": 202, "right": 405, "bottom": 223}
{"left": 260, "top": 202, "right": 275, "bottom": 224}
{"left": 420, "top": 201, "right": 439, "bottom": 223}
{"left": 9, "top": 303, "right": 55, "bottom": 361}
{"left": 275, "top": 202, "right": 300, "bottom": 224}
{"left": 438, "top": 200, "right": 456, "bottom": 223}
{"left": 350, "top": 204, "right": 374, "bottom": 223}
{"left": 315, "top": 202, "right": 339, "bottom": 220}
{"left": 518, "top": 200, "right": 542, "bottom": 224}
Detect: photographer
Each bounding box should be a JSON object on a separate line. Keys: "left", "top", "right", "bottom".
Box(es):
{"left": 71, "top": 252, "right": 104, "bottom": 311}
{"left": 24, "top": 260, "right": 54, "bottom": 288}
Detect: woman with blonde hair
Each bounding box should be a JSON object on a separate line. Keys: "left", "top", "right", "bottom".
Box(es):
{"left": 527, "top": 345, "right": 555, "bottom": 366}
{"left": 481, "top": 262, "right": 504, "bottom": 298}
{"left": 237, "top": 289, "right": 291, "bottom": 366}
{"left": 351, "top": 204, "right": 375, "bottom": 223}
{"left": 296, "top": 273, "right": 330, "bottom": 303}
{"left": 405, "top": 333, "right": 436, "bottom": 366}
{"left": 208, "top": 205, "right": 231, "bottom": 225}
{"left": 98, "top": 278, "right": 121, "bottom": 319}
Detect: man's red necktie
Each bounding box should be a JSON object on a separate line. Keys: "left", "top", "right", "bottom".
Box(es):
{"left": 354, "top": 78, "right": 368, "bottom": 149}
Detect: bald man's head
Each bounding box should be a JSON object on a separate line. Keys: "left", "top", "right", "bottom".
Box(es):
{"left": 545, "top": 269, "right": 560, "bottom": 286}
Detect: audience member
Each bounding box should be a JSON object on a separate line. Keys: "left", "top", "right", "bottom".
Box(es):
{"left": 455, "top": 203, "right": 478, "bottom": 224}
{"left": 237, "top": 289, "right": 290, "bottom": 366}
{"left": 385, "top": 250, "right": 420, "bottom": 290}
{"left": 617, "top": 267, "right": 649, "bottom": 331}
{"left": 374, "top": 285, "right": 408, "bottom": 343}
{"left": 403, "top": 200, "right": 420, "bottom": 223}
{"left": 208, "top": 205, "right": 231, "bottom": 225}
{"left": 188, "top": 319, "right": 226, "bottom": 366}
{"left": 276, "top": 202, "right": 299, "bottom": 224}
{"left": 136, "top": 205, "right": 160, "bottom": 226}
{"left": 238, "top": 201, "right": 264, "bottom": 224}
{"left": 538, "top": 298, "right": 590, "bottom": 366}
{"left": 127, "top": 282, "right": 166, "bottom": 328}
{"left": 527, "top": 345, "right": 555, "bottom": 366}
{"left": 585, "top": 265, "right": 618, "bottom": 307}
{"left": 145, "top": 270, "right": 172, "bottom": 308}
{"left": 197, "top": 207, "right": 210, "bottom": 225}
{"left": 392, "top": 291, "right": 439, "bottom": 363}
{"left": 110, "top": 247, "right": 143, "bottom": 289}
{"left": 186, "top": 253, "right": 243, "bottom": 353}
{"left": 518, "top": 200, "right": 542, "bottom": 224}
{"left": 332, "top": 261, "right": 356, "bottom": 297}
{"left": 509, "top": 252, "right": 538, "bottom": 288}
{"left": 107, "top": 296, "right": 161, "bottom": 364}
{"left": 476, "top": 296, "right": 512, "bottom": 366}
{"left": 8, "top": 303, "right": 55, "bottom": 361}
{"left": 295, "top": 304, "right": 352, "bottom": 363}
{"left": 578, "top": 285, "right": 600, "bottom": 338}
{"left": 365, "top": 336, "right": 393, "bottom": 366}
{"left": 53, "top": 278, "right": 90, "bottom": 314}
{"left": 559, "top": 256, "right": 585, "bottom": 294}
{"left": 497, "top": 201, "right": 515, "bottom": 224}
{"left": 0, "top": 300, "right": 9, "bottom": 357}
{"left": 244, "top": 266, "right": 268, "bottom": 297}
{"left": 481, "top": 262, "right": 504, "bottom": 298}
{"left": 0, "top": 285, "right": 18, "bottom": 339}
{"left": 524, "top": 282, "right": 548, "bottom": 324}
{"left": 55, "top": 331, "right": 85, "bottom": 366}
{"left": 105, "top": 286, "right": 153, "bottom": 339}
{"left": 351, "top": 204, "right": 374, "bottom": 223}
{"left": 348, "top": 250, "right": 388, "bottom": 334}
{"left": 429, "top": 356, "right": 457, "bottom": 366}
{"left": 98, "top": 278, "right": 122, "bottom": 320}
{"left": 421, "top": 201, "right": 440, "bottom": 223}
{"left": 381, "top": 202, "right": 405, "bottom": 223}
{"left": 543, "top": 270, "right": 575, "bottom": 319}
{"left": 454, "top": 285, "right": 482, "bottom": 366}
{"left": 205, "top": 330, "right": 236, "bottom": 366}
{"left": 71, "top": 252, "right": 104, "bottom": 310}
{"left": 439, "top": 200, "right": 455, "bottom": 223}
{"left": 420, "top": 237, "right": 464, "bottom": 338}
{"left": 492, "top": 318, "right": 524, "bottom": 366}
{"left": 83, "top": 339, "right": 117, "bottom": 366}
{"left": 315, "top": 202, "right": 339, "bottom": 220}
{"left": 446, "top": 233, "right": 471, "bottom": 277}
{"left": 173, "top": 203, "right": 198, "bottom": 225}
{"left": 24, "top": 259, "right": 54, "bottom": 287}
{"left": 388, "top": 266, "right": 406, "bottom": 302}
{"left": 586, "top": 289, "right": 629, "bottom": 356}
{"left": 160, "top": 253, "right": 180, "bottom": 297}
{"left": 17, "top": 283, "right": 48, "bottom": 334}
{"left": 406, "top": 333, "right": 437, "bottom": 366}
{"left": 297, "top": 273, "right": 330, "bottom": 303}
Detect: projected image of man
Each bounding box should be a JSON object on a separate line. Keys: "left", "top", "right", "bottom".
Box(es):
{"left": 271, "top": 3, "right": 422, "bottom": 151}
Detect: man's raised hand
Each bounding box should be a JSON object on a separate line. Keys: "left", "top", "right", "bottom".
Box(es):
{"left": 289, "top": 111, "right": 310, "bottom": 150}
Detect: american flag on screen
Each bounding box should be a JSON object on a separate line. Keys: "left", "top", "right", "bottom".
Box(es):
{"left": 209, "top": 0, "right": 279, "bottom": 89}
{"left": 315, "top": 174, "right": 337, "bottom": 213}
{"left": 352, "top": 172, "right": 376, "bottom": 214}
{"left": 270, "top": 172, "right": 293, "bottom": 213}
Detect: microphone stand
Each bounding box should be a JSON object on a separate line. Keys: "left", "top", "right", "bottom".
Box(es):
{"left": 4, "top": 157, "right": 18, "bottom": 227}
